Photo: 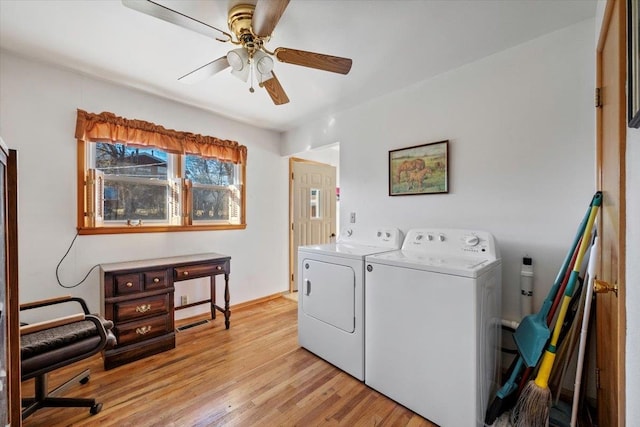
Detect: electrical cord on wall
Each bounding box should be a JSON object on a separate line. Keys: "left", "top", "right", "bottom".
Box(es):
{"left": 56, "top": 231, "right": 100, "bottom": 289}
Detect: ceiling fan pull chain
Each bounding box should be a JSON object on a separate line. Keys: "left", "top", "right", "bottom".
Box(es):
{"left": 249, "top": 58, "right": 255, "bottom": 93}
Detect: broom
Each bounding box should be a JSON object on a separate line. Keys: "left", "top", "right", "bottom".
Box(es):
{"left": 510, "top": 194, "right": 600, "bottom": 427}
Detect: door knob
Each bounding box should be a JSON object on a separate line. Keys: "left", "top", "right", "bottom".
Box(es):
{"left": 594, "top": 279, "right": 618, "bottom": 297}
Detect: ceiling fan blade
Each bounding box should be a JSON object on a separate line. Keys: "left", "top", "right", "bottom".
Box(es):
{"left": 261, "top": 72, "right": 290, "bottom": 105}
{"left": 252, "top": 0, "right": 290, "bottom": 38}
{"left": 122, "top": 0, "right": 232, "bottom": 42}
{"left": 274, "top": 48, "right": 352, "bottom": 75}
{"left": 178, "top": 57, "right": 230, "bottom": 84}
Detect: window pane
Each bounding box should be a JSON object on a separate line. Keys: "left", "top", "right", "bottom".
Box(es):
{"left": 192, "top": 187, "right": 229, "bottom": 221}
{"left": 185, "top": 155, "right": 234, "bottom": 185}
{"left": 104, "top": 180, "right": 167, "bottom": 221}
{"left": 96, "top": 143, "right": 168, "bottom": 179}
{"left": 310, "top": 188, "right": 321, "bottom": 219}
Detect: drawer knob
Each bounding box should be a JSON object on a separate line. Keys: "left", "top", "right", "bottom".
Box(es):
{"left": 126, "top": 282, "right": 133, "bottom": 288}
{"left": 216, "top": 266, "right": 222, "bottom": 270}
{"left": 136, "top": 304, "right": 151, "bottom": 313}
{"left": 153, "top": 277, "right": 160, "bottom": 283}
{"left": 183, "top": 271, "right": 189, "bottom": 276}
{"left": 136, "top": 326, "right": 152, "bottom": 335}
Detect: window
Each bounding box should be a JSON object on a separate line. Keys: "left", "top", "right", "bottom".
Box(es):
{"left": 185, "top": 154, "right": 241, "bottom": 224}
{"left": 76, "top": 110, "right": 246, "bottom": 234}
{"left": 96, "top": 143, "right": 171, "bottom": 223}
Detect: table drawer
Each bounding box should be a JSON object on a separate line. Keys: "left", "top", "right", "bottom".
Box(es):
{"left": 114, "top": 273, "right": 142, "bottom": 295}
{"left": 115, "top": 313, "right": 172, "bottom": 347}
{"left": 144, "top": 270, "right": 169, "bottom": 290}
{"left": 174, "top": 261, "right": 229, "bottom": 279}
{"left": 114, "top": 294, "right": 169, "bottom": 322}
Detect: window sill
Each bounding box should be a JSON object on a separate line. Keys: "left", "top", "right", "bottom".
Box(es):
{"left": 77, "top": 224, "right": 246, "bottom": 235}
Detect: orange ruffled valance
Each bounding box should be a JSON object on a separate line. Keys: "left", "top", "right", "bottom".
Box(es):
{"left": 75, "top": 109, "right": 247, "bottom": 164}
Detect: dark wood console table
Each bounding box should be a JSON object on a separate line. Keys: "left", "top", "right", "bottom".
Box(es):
{"left": 100, "top": 253, "right": 231, "bottom": 369}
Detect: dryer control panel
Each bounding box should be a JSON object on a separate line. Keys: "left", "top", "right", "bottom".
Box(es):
{"left": 401, "top": 228, "right": 499, "bottom": 260}
{"left": 338, "top": 226, "right": 404, "bottom": 249}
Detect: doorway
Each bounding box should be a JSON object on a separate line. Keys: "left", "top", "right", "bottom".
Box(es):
{"left": 288, "top": 144, "right": 340, "bottom": 294}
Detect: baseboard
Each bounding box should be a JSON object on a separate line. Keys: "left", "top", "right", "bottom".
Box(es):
{"left": 175, "top": 292, "right": 286, "bottom": 327}
{"left": 231, "top": 292, "right": 285, "bottom": 310}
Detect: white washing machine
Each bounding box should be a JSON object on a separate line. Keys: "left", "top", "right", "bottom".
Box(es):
{"left": 364, "top": 228, "right": 502, "bottom": 427}
{"left": 298, "top": 226, "right": 403, "bottom": 381}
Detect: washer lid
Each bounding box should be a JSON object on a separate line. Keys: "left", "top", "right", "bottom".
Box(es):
{"left": 299, "top": 242, "right": 400, "bottom": 259}
{"left": 366, "top": 250, "right": 500, "bottom": 278}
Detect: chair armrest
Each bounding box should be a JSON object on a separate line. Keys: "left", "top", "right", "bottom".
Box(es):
{"left": 20, "top": 295, "right": 91, "bottom": 314}
{"left": 20, "top": 313, "right": 86, "bottom": 335}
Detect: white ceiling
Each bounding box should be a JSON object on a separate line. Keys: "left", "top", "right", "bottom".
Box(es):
{"left": 0, "top": 0, "right": 597, "bottom": 132}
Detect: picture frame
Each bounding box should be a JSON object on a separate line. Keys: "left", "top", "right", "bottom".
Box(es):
{"left": 629, "top": 0, "right": 640, "bottom": 128}
{"left": 389, "top": 140, "right": 449, "bottom": 196}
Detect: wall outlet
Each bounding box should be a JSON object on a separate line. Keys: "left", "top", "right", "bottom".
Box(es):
{"left": 350, "top": 212, "right": 356, "bottom": 223}
{"left": 181, "top": 295, "right": 188, "bottom": 306}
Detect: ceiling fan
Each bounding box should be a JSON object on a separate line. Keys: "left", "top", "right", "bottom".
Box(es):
{"left": 121, "top": 0, "right": 353, "bottom": 105}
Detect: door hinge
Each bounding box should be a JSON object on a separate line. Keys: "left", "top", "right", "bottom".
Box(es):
{"left": 291, "top": 273, "right": 294, "bottom": 282}
{"left": 595, "top": 367, "right": 601, "bottom": 389}
{"left": 291, "top": 223, "right": 294, "bottom": 231}
{"left": 291, "top": 172, "right": 294, "bottom": 180}
{"left": 595, "top": 87, "right": 602, "bottom": 108}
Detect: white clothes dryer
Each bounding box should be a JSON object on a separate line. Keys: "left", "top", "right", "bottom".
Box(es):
{"left": 364, "top": 228, "right": 502, "bottom": 427}
{"left": 298, "top": 226, "right": 403, "bottom": 381}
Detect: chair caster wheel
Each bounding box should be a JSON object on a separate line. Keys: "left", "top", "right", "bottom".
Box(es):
{"left": 80, "top": 375, "right": 90, "bottom": 385}
{"left": 90, "top": 403, "right": 102, "bottom": 415}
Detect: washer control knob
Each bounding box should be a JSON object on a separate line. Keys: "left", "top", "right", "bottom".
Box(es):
{"left": 465, "top": 235, "right": 480, "bottom": 246}
{"left": 438, "top": 234, "right": 445, "bottom": 242}
{"left": 416, "top": 234, "right": 424, "bottom": 241}
{"left": 427, "top": 234, "right": 433, "bottom": 241}
{"left": 377, "top": 231, "right": 382, "bottom": 237}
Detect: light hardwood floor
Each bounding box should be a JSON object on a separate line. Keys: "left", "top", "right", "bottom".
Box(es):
{"left": 22, "top": 296, "right": 434, "bottom": 427}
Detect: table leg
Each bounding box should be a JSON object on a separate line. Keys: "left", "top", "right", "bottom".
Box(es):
{"left": 224, "top": 273, "right": 230, "bottom": 329}
{"left": 210, "top": 275, "right": 216, "bottom": 320}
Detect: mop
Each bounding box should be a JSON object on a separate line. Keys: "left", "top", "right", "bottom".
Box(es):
{"left": 510, "top": 197, "right": 600, "bottom": 427}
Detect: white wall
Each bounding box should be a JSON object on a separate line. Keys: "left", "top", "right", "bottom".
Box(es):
{"left": 626, "top": 127, "right": 639, "bottom": 422}
{"left": 0, "top": 51, "right": 289, "bottom": 318}
{"left": 284, "top": 19, "right": 596, "bottom": 324}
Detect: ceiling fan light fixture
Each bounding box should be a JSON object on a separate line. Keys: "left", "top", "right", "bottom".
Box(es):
{"left": 227, "top": 48, "right": 249, "bottom": 72}
{"left": 253, "top": 50, "right": 274, "bottom": 77}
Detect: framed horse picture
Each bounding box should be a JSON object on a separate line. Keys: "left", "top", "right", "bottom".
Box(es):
{"left": 389, "top": 140, "right": 448, "bottom": 196}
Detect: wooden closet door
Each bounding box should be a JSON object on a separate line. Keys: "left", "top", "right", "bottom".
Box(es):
{"left": 595, "top": 0, "right": 627, "bottom": 425}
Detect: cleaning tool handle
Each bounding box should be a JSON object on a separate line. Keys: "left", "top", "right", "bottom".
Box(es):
{"left": 548, "top": 238, "right": 581, "bottom": 324}
{"left": 571, "top": 236, "right": 599, "bottom": 427}
{"left": 534, "top": 193, "right": 600, "bottom": 387}
{"left": 541, "top": 191, "right": 600, "bottom": 316}
{"left": 534, "top": 351, "right": 556, "bottom": 389}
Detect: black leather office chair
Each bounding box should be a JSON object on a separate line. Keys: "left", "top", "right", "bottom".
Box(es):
{"left": 20, "top": 296, "right": 116, "bottom": 420}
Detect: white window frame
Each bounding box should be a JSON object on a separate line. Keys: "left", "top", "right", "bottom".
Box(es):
{"left": 79, "top": 141, "right": 246, "bottom": 234}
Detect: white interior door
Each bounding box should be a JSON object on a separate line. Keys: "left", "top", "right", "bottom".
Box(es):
{"left": 290, "top": 159, "right": 336, "bottom": 291}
